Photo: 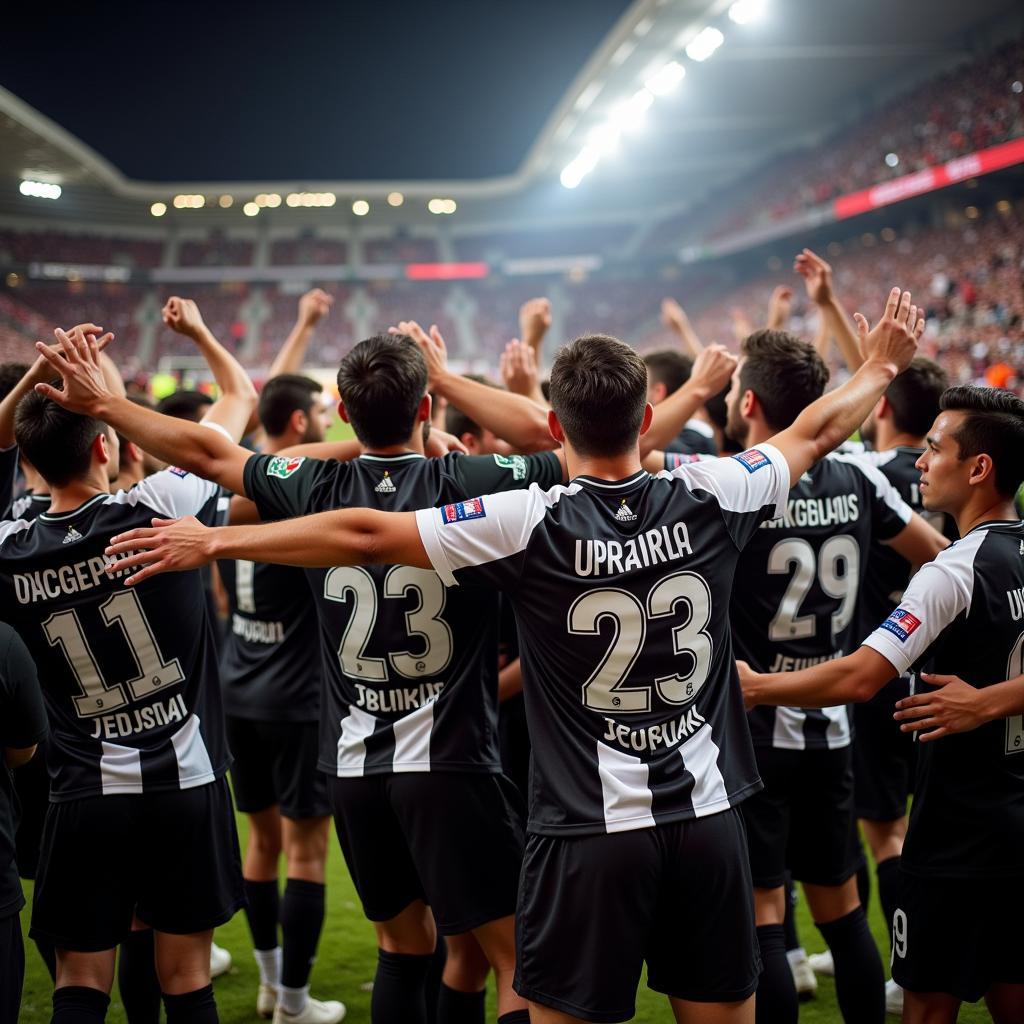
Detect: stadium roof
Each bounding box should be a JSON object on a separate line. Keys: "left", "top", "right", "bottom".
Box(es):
{"left": 1, "top": 0, "right": 1020, "bottom": 229}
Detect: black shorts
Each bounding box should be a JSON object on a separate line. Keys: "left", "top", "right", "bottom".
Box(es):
{"left": 0, "top": 911, "right": 24, "bottom": 1024}
{"left": 30, "top": 777, "right": 245, "bottom": 952}
{"left": 891, "top": 871, "right": 1024, "bottom": 1002}
{"left": 742, "top": 745, "right": 864, "bottom": 889}
{"left": 330, "top": 772, "right": 523, "bottom": 935}
{"left": 515, "top": 808, "right": 760, "bottom": 1023}
{"left": 227, "top": 715, "right": 329, "bottom": 820}
{"left": 12, "top": 746, "right": 49, "bottom": 880}
{"left": 853, "top": 677, "right": 916, "bottom": 821}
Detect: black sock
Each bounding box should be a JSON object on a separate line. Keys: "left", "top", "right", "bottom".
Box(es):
{"left": 782, "top": 874, "right": 800, "bottom": 952}
{"left": 856, "top": 861, "right": 872, "bottom": 910}
{"left": 875, "top": 856, "right": 902, "bottom": 952}
{"left": 438, "top": 983, "right": 486, "bottom": 1024}
{"left": 425, "top": 934, "right": 446, "bottom": 1024}
{"left": 497, "top": 1013, "right": 530, "bottom": 1024}
{"left": 817, "top": 907, "right": 885, "bottom": 1024}
{"left": 35, "top": 934, "right": 57, "bottom": 982}
{"left": 372, "top": 949, "right": 432, "bottom": 1024}
{"left": 755, "top": 924, "right": 798, "bottom": 1024}
{"left": 163, "top": 984, "right": 218, "bottom": 1024}
{"left": 280, "top": 879, "right": 326, "bottom": 990}
{"left": 52, "top": 986, "right": 111, "bottom": 1023}
{"left": 243, "top": 879, "right": 281, "bottom": 951}
{"left": 117, "top": 929, "right": 161, "bottom": 1024}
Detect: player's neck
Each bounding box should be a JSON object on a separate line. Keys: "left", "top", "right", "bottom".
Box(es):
{"left": 364, "top": 430, "right": 426, "bottom": 458}
{"left": 874, "top": 423, "right": 924, "bottom": 451}
{"left": 566, "top": 449, "right": 644, "bottom": 482}
{"left": 47, "top": 478, "right": 109, "bottom": 514}
{"left": 956, "top": 495, "right": 1021, "bottom": 538}
{"left": 742, "top": 422, "right": 774, "bottom": 449}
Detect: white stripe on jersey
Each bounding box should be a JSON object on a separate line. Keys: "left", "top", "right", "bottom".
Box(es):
{"left": 170, "top": 714, "right": 216, "bottom": 789}
{"left": 392, "top": 700, "right": 434, "bottom": 772}
{"left": 823, "top": 705, "right": 850, "bottom": 749}
{"left": 336, "top": 704, "right": 377, "bottom": 776}
{"left": 679, "top": 725, "right": 731, "bottom": 817}
{"left": 0, "top": 518, "right": 34, "bottom": 547}
{"left": 100, "top": 741, "right": 144, "bottom": 795}
{"left": 773, "top": 708, "right": 807, "bottom": 750}
{"left": 597, "top": 742, "right": 657, "bottom": 833}
{"left": 828, "top": 451, "right": 912, "bottom": 524}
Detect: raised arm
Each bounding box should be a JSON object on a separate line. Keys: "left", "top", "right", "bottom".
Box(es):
{"left": 766, "top": 286, "right": 793, "bottom": 331}
{"left": 105, "top": 508, "right": 430, "bottom": 586}
{"left": 518, "top": 297, "right": 552, "bottom": 361}
{"left": 795, "top": 249, "right": 864, "bottom": 372}
{"left": 395, "top": 320, "right": 554, "bottom": 452}
{"left": 769, "top": 287, "right": 923, "bottom": 482}
{"left": 639, "top": 345, "right": 737, "bottom": 455}
{"left": 161, "top": 297, "right": 257, "bottom": 439}
{"left": 500, "top": 339, "right": 548, "bottom": 408}
{"left": 661, "top": 298, "right": 705, "bottom": 357}
{"left": 267, "top": 288, "right": 333, "bottom": 379}
{"left": 34, "top": 329, "right": 251, "bottom": 495}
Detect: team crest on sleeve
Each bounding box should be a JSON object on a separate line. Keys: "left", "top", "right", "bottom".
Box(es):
{"left": 733, "top": 448, "right": 771, "bottom": 473}
{"left": 266, "top": 455, "right": 305, "bottom": 479}
{"left": 493, "top": 454, "right": 527, "bottom": 480}
{"left": 879, "top": 607, "right": 922, "bottom": 643}
{"left": 441, "top": 497, "right": 486, "bottom": 524}
{"left": 168, "top": 466, "right": 189, "bottom": 478}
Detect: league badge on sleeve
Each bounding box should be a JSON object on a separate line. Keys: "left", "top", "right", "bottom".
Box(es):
{"left": 441, "top": 497, "right": 486, "bottom": 524}
{"left": 168, "top": 466, "right": 190, "bottom": 478}
{"left": 879, "top": 607, "right": 922, "bottom": 643}
{"left": 267, "top": 455, "right": 305, "bottom": 479}
{"left": 732, "top": 448, "right": 771, "bottom": 473}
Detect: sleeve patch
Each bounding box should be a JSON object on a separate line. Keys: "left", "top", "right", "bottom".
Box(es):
{"left": 879, "top": 608, "right": 922, "bottom": 643}
{"left": 665, "top": 452, "right": 701, "bottom": 469}
{"left": 441, "top": 497, "right": 486, "bottom": 524}
{"left": 733, "top": 448, "right": 771, "bottom": 473}
{"left": 266, "top": 455, "right": 305, "bottom": 479}
{"left": 493, "top": 454, "right": 527, "bottom": 480}
{"left": 168, "top": 466, "right": 189, "bottom": 478}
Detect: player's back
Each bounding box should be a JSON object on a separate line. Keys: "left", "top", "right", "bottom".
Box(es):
{"left": 0, "top": 469, "right": 228, "bottom": 800}
{"left": 734, "top": 452, "right": 911, "bottom": 750}
{"left": 243, "top": 449, "right": 563, "bottom": 778}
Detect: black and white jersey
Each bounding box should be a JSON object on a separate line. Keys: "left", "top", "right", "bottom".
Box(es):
{"left": 0, "top": 445, "right": 48, "bottom": 522}
{"left": 0, "top": 469, "right": 229, "bottom": 801}
{"left": 735, "top": 452, "right": 912, "bottom": 751}
{"left": 665, "top": 419, "right": 718, "bottom": 457}
{"left": 242, "top": 449, "right": 563, "bottom": 777}
{"left": 416, "top": 444, "right": 791, "bottom": 836}
{"left": 218, "top": 557, "right": 320, "bottom": 723}
{"left": 862, "top": 520, "right": 1024, "bottom": 878}
{"left": 855, "top": 446, "right": 958, "bottom": 632}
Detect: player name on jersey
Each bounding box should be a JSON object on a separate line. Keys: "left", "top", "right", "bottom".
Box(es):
{"left": 759, "top": 493, "right": 860, "bottom": 529}
{"left": 574, "top": 522, "right": 692, "bottom": 576}
{"left": 12, "top": 550, "right": 133, "bottom": 604}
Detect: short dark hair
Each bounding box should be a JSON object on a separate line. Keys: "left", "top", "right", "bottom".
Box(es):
{"left": 740, "top": 329, "right": 829, "bottom": 431}
{"left": 550, "top": 335, "right": 648, "bottom": 457}
{"left": 940, "top": 385, "right": 1024, "bottom": 498}
{"left": 259, "top": 374, "right": 322, "bottom": 436}
{"left": 444, "top": 375, "right": 500, "bottom": 439}
{"left": 336, "top": 334, "right": 427, "bottom": 448}
{"left": 14, "top": 388, "right": 106, "bottom": 488}
{"left": 156, "top": 390, "right": 213, "bottom": 422}
{"left": 0, "top": 363, "right": 28, "bottom": 401}
{"left": 643, "top": 350, "right": 693, "bottom": 396}
{"left": 885, "top": 358, "right": 948, "bottom": 437}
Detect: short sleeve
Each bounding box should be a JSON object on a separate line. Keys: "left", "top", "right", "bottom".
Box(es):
{"left": 242, "top": 453, "right": 332, "bottom": 521}
{"left": 661, "top": 443, "right": 790, "bottom": 549}
{"left": 845, "top": 454, "right": 912, "bottom": 540}
{"left": 447, "top": 451, "right": 563, "bottom": 498}
{"left": 861, "top": 540, "right": 978, "bottom": 676}
{"left": 109, "top": 467, "right": 221, "bottom": 523}
{"left": 0, "top": 627, "right": 48, "bottom": 750}
{"left": 415, "top": 486, "right": 551, "bottom": 588}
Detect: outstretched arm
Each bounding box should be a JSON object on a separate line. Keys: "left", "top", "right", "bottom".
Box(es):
{"left": 395, "top": 320, "right": 554, "bottom": 452}
{"left": 161, "top": 297, "right": 257, "bottom": 439}
{"left": 518, "top": 297, "right": 552, "bottom": 362}
{"left": 34, "top": 329, "right": 251, "bottom": 495}
{"left": 661, "top": 298, "right": 705, "bottom": 357}
{"left": 766, "top": 286, "right": 793, "bottom": 331}
{"left": 768, "top": 287, "right": 923, "bottom": 482}
{"left": 894, "top": 672, "right": 1024, "bottom": 742}
{"left": 105, "top": 508, "right": 429, "bottom": 586}
{"left": 268, "top": 288, "right": 333, "bottom": 379}
{"left": 795, "top": 249, "right": 864, "bottom": 372}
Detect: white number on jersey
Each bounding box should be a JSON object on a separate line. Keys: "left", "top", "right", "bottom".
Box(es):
{"left": 43, "top": 591, "right": 185, "bottom": 718}
{"left": 891, "top": 908, "right": 908, "bottom": 964}
{"left": 1005, "top": 630, "right": 1024, "bottom": 755}
{"left": 235, "top": 559, "right": 256, "bottom": 613}
{"left": 324, "top": 566, "right": 453, "bottom": 682}
{"left": 768, "top": 536, "right": 860, "bottom": 641}
{"left": 569, "top": 570, "right": 713, "bottom": 713}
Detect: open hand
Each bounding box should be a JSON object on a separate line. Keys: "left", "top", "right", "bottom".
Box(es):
{"left": 794, "top": 249, "right": 834, "bottom": 306}
{"left": 893, "top": 673, "right": 985, "bottom": 742}
{"left": 105, "top": 516, "right": 213, "bottom": 586}
{"left": 854, "top": 287, "right": 923, "bottom": 377}
{"left": 500, "top": 339, "right": 541, "bottom": 398}
{"left": 390, "top": 320, "right": 448, "bottom": 389}
{"left": 33, "top": 327, "right": 114, "bottom": 414}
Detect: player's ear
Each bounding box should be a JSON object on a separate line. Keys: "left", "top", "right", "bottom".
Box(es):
{"left": 547, "top": 408, "right": 565, "bottom": 445}
{"left": 877, "top": 396, "right": 890, "bottom": 420}
{"left": 336, "top": 398, "right": 351, "bottom": 425}
{"left": 92, "top": 431, "right": 109, "bottom": 463}
{"left": 127, "top": 441, "right": 145, "bottom": 464}
{"left": 290, "top": 408, "right": 308, "bottom": 435}
{"left": 638, "top": 403, "right": 654, "bottom": 437}
{"left": 968, "top": 452, "right": 995, "bottom": 489}
{"left": 417, "top": 394, "right": 432, "bottom": 424}
{"left": 740, "top": 388, "right": 757, "bottom": 420}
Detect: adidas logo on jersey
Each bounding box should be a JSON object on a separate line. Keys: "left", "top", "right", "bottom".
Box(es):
{"left": 614, "top": 500, "right": 637, "bottom": 522}
{"left": 375, "top": 472, "right": 397, "bottom": 494}
{"left": 63, "top": 526, "right": 84, "bottom": 545}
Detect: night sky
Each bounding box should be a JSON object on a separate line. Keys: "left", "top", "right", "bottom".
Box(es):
{"left": 3, "top": 0, "right": 630, "bottom": 182}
